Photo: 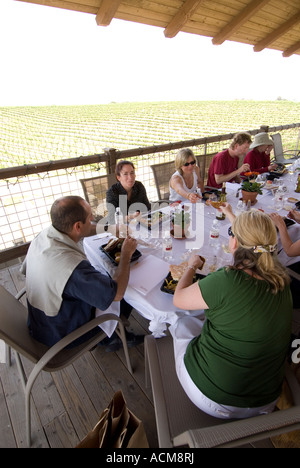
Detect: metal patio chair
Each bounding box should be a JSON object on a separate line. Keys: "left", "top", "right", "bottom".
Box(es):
{"left": 150, "top": 160, "right": 175, "bottom": 202}
{"left": 0, "top": 285, "right": 133, "bottom": 447}
{"left": 271, "top": 132, "right": 300, "bottom": 165}
{"left": 145, "top": 334, "right": 300, "bottom": 448}
{"left": 80, "top": 173, "right": 115, "bottom": 221}
{"left": 196, "top": 153, "right": 217, "bottom": 187}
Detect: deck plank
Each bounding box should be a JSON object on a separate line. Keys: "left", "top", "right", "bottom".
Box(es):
{"left": 0, "top": 375, "right": 17, "bottom": 448}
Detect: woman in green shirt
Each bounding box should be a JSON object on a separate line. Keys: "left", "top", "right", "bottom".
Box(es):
{"left": 172, "top": 206, "right": 292, "bottom": 419}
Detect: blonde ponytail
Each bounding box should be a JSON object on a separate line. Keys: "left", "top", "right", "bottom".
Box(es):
{"left": 230, "top": 210, "right": 290, "bottom": 294}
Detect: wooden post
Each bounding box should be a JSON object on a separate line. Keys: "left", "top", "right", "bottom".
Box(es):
{"left": 104, "top": 147, "right": 118, "bottom": 175}
{"left": 260, "top": 125, "right": 269, "bottom": 133}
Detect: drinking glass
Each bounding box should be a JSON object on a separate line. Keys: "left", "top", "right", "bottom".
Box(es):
{"left": 207, "top": 193, "right": 217, "bottom": 216}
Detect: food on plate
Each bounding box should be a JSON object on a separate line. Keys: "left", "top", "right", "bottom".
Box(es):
{"left": 244, "top": 172, "right": 260, "bottom": 177}
{"left": 265, "top": 180, "right": 279, "bottom": 190}
{"left": 103, "top": 238, "right": 124, "bottom": 253}
{"left": 139, "top": 211, "right": 167, "bottom": 229}
{"left": 288, "top": 197, "right": 299, "bottom": 203}
{"left": 206, "top": 199, "right": 224, "bottom": 209}
{"left": 169, "top": 261, "right": 188, "bottom": 282}
{"left": 162, "top": 257, "right": 206, "bottom": 294}
{"left": 114, "top": 252, "right": 121, "bottom": 263}
{"left": 101, "top": 238, "right": 141, "bottom": 265}
{"left": 170, "top": 257, "right": 206, "bottom": 282}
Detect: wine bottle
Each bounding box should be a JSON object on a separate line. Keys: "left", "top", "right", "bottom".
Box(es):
{"left": 216, "top": 183, "right": 226, "bottom": 220}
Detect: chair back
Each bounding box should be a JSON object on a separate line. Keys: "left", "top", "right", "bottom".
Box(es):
{"left": 271, "top": 133, "right": 300, "bottom": 164}
{"left": 271, "top": 133, "right": 284, "bottom": 159}
{"left": 80, "top": 174, "right": 115, "bottom": 221}
{"left": 196, "top": 153, "right": 217, "bottom": 186}
{"left": 150, "top": 161, "right": 175, "bottom": 201}
{"left": 0, "top": 285, "right": 48, "bottom": 363}
{"left": 0, "top": 285, "right": 106, "bottom": 371}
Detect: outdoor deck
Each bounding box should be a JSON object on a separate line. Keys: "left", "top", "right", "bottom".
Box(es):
{"left": 0, "top": 262, "right": 158, "bottom": 448}
{"left": 1, "top": 262, "right": 299, "bottom": 449}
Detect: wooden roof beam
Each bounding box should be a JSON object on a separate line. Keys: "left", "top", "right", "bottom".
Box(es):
{"left": 283, "top": 40, "right": 300, "bottom": 58}
{"left": 95, "top": 0, "right": 122, "bottom": 26}
{"left": 254, "top": 11, "right": 300, "bottom": 52}
{"left": 212, "top": 0, "right": 272, "bottom": 46}
{"left": 164, "top": 0, "right": 205, "bottom": 38}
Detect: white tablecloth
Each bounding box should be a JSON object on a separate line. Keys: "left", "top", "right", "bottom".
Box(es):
{"left": 84, "top": 172, "right": 300, "bottom": 337}
{"left": 84, "top": 202, "right": 232, "bottom": 337}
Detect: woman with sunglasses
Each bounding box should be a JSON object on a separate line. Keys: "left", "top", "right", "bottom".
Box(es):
{"left": 169, "top": 148, "right": 205, "bottom": 203}
{"left": 171, "top": 204, "right": 292, "bottom": 419}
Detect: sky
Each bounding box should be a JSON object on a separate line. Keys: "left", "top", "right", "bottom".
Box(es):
{"left": 0, "top": 0, "right": 299, "bottom": 106}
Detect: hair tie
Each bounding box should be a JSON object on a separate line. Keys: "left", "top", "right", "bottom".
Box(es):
{"left": 252, "top": 245, "right": 277, "bottom": 254}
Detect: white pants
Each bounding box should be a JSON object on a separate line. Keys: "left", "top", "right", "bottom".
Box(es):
{"left": 169, "top": 315, "right": 278, "bottom": 419}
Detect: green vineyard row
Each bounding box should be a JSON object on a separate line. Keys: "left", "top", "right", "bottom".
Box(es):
{"left": 0, "top": 100, "right": 299, "bottom": 169}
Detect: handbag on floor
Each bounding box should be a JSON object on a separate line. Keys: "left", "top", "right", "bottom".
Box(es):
{"left": 76, "top": 390, "right": 149, "bottom": 448}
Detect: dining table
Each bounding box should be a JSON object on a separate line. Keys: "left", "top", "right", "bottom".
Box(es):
{"left": 83, "top": 169, "right": 300, "bottom": 338}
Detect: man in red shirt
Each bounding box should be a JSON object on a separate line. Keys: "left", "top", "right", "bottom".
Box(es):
{"left": 207, "top": 133, "right": 252, "bottom": 189}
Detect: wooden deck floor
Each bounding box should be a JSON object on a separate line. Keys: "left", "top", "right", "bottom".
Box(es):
{"left": 1, "top": 262, "right": 299, "bottom": 449}
{"left": 0, "top": 262, "right": 158, "bottom": 448}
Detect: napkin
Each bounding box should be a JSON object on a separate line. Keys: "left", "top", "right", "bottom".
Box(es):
{"left": 129, "top": 255, "right": 170, "bottom": 295}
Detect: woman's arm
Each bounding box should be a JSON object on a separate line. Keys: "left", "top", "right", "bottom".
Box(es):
{"left": 220, "top": 203, "right": 236, "bottom": 223}
{"left": 173, "top": 255, "right": 209, "bottom": 310}
{"left": 170, "top": 175, "right": 199, "bottom": 203}
{"left": 288, "top": 210, "right": 300, "bottom": 224}
{"left": 270, "top": 213, "right": 300, "bottom": 257}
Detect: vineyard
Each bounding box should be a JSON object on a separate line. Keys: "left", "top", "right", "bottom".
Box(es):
{"left": 1, "top": 100, "right": 300, "bottom": 169}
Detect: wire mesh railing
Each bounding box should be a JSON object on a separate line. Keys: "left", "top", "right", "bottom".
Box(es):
{"left": 0, "top": 124, "right": 299, "bottom": 261}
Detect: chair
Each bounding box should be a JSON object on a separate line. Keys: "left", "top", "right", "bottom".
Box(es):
{"left": 271, "top": 133, "right": 300, "bottom": 165}
{"left": 0, "top": 285, "right": 133, "bottom": 447}
{"left": 196, "top": 153, "right": 217, "bottom": 188}
{"left": 144, "top": 334, "right": 300, "bottom": 448}
{"left": 80, "top": 174, "right": 116, "bottom": 221}
{"left": 150, "top": 160, "right": 175, "bottom": 201}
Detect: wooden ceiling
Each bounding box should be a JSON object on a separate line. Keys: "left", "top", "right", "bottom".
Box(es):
{"left": 16, "top": 0, "right": 300, "bottom": 57}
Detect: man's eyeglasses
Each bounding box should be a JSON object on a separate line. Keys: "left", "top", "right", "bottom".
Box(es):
{"left": 184, "top": 161, "right": 196, "bottom": 167}
{"left": 228, "top": 226, "right": 235, "bottom": 237}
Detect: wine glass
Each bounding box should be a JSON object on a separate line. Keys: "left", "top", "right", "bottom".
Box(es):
{"left": 207, "top": 193, "right": 217, "bottom": 216}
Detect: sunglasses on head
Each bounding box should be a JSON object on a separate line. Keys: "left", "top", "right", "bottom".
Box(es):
{"left": 184, "top": 160, "right": 196, "bottom": 167}
{"left": 228, "top": 226, "right": 235, "bottom": 237}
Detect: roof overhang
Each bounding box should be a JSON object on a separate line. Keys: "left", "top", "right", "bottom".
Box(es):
{"left": 15, "top": 0, "right": 300, "bottom": 57}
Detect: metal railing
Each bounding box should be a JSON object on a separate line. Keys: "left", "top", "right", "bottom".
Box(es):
{"left": 0, "top": 123, "right": 299, "bottom": 264}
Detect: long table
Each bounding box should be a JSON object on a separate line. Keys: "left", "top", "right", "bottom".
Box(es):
{"left": 84, "top": 172, "right": 300, "bottom": 337}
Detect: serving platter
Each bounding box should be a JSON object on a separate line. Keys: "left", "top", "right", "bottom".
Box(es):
{"left": 100, "top": 241, "right": 141, "bottom": 266}
{"left": 160, "top": 271, "right": 205, "bottom": 295}
{"left": 139, "top": 211, "right": 168, "bottom": 230}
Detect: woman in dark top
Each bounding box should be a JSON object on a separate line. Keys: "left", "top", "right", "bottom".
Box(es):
{"left": 106, "top": 160, "right": 151, "bottom": 224}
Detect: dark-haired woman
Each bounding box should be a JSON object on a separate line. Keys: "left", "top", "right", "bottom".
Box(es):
{"left": 106, "top": 160, "right": 151, "bottom": 224}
